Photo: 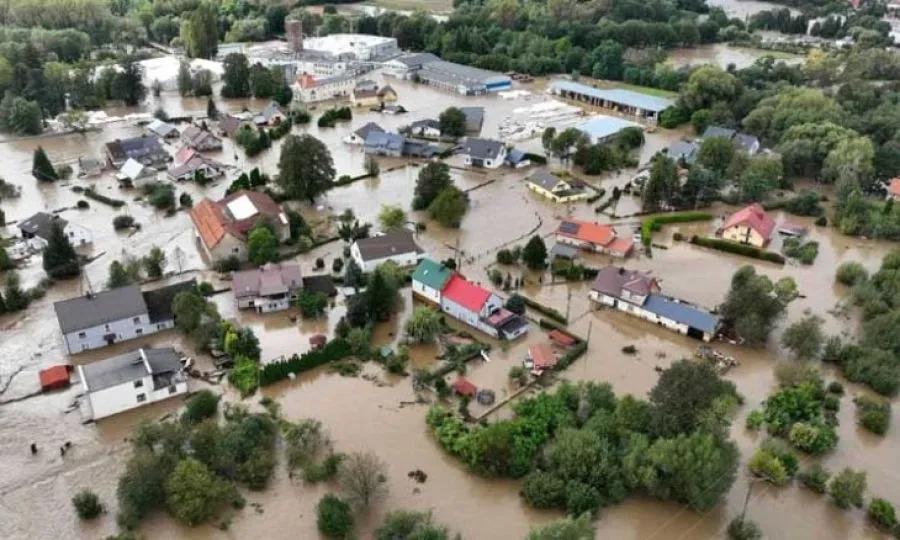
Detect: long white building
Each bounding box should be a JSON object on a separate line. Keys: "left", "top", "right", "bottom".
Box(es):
{"left": 302, "top": 34, "right": 399, "bottom": 61}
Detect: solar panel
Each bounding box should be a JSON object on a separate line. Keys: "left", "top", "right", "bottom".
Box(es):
{"left": 558, "top": 221, "right": 580, "bottom": 234}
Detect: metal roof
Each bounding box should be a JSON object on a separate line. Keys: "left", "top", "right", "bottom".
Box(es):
{"left": 576, "top": 115, "right": 641, "bottom": 143}
{"left": 701, "top": 126, "right": 737, "bottom": 140}
{"left": 550, "top": 80, "right": 674, "bottom": 113}
{"left": 364, "top": 131, "right": 405, "bottom": 151}
{"left": 463, "top": 137, "right": 504, "bottom": 160}
{"left": 667, "top": 140, "right": 699, "bottom": 163}
{"left": 419, "top": 61, "right": 510, "bottom": 88}
{"left": 18, "top": 212, "right": 67, "bottom": 240}
{"left": 643, "top": 294, "right": 719, "bottom": 333}
{"left": 354, "top": 121, "right": 385, "bottom": 139}
{"left": 354, "top": 230, "right": 423, "bottom": 262}
{"left": 412, "top": 259, "right": 453, "bottom": 291}
{"left": 54, "top": 285, "right": 148, "bottom": 333}
{"left": 81, "top": 347, "right": 182, "bottom": 392}
{"left": 528, "top": 171, "right": 564, "bottom": 191}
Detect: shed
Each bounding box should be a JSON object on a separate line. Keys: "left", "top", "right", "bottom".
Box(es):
{"left": 547, "top": 330, "right": 576, "bottom": 347}
{"left": 451, "top": 377, "right": 477, "bottom": 397}
{"left": 528, "top": 343, "right": 558, "bottom": 369}
{"left": 39, "top": 365, "right": 71, "bottom": 391}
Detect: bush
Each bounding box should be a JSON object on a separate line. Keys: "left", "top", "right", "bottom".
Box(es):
{"left": 57, "top": 163, "right": 73, "bottom": 180}
{"left": 179, "top": 192, "right": 193, "bottom": 208}
{"left": 332, "top": 258, "right": 344, "bottom": 273}
{"left": 505, "top": 294, "right": 526, "bottom": 315}
{"left": 798, "top": 463, "right": 831, "bottom": 493}
{"left": 727, "top": 517, "right": 763, "bottom": 540}
{"left": 783, "top": 238, "right": 819, "bottom": 265}
{"left": 815, "top": 216, "right": 828, "bottom": 226}
{"left": 868, "top": 498, "right": 897, "bottom": 531}
{"left": 508, "top": 365, "right": 528, "bottom": 386}
{"left": 112, "top": 215, "right": 136, "bottom": 231}
{"left": 521, "top": 296, "right": 567, "bottom": 324}
{"left": 76, "top": 200, "right": 89, "bottom": 209}
{"left": 496, "top": 249, "right": 516, "bottom": 265}
{"left": 622, "top": 345, "right": 637, "bottom": 355}
{"left": 788, "top": 422, "right": 837, "bottom": 455}
{"left": 259, "top": 339, "right": 352, "bottom": 385}
{"left": 745, "top": 410, "right": 764, "bottom": 430}
{"left": 829, "top": 468, "right": 867, "bottom": 509}
{"left": 183, "top": 390, "right": 219, "bottom": 424}
{"left": 316, "top": 495, "right": 353, "bottom": 538}
{"left": 690, "top": 236, "right": 786, "bottom": 264}
{"left": 317, "top": 106, "right": 352, "bottom": 128}
{"left": 72, "top": 489, "right": 104, "bottom": 519}
{"left": 85, "top": 187, "right": 126, "bottom": 208}
{"left": 747, "top": 448, "right": 788, "bottom": 485}
{"left": 214, "top": 256, "right": 241, "bottom": 273}
{"left": 827, "top": 381, "right": 844, "bottom": 395}
{"left": 855, "top": 395, "right": 891, "bottom": 435}
{"left": 836, "top": 262, "right": 868, "bottom": 287}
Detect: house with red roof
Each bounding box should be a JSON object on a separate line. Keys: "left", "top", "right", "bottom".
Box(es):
{"left": 717, "top": 203, "right": 775, "bottom": 248}
{"left": 428, "top": 268, "right": 529, "bottom": 340}
{"left": 189, "top": 190, "right": 289, "bottom": 263}
{"left": 555, "top": 218, "right": 634, "bottom": 257}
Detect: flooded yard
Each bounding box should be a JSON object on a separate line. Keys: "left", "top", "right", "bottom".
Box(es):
{"left": 1, "top": 72, "right": 899, "bottom": 540}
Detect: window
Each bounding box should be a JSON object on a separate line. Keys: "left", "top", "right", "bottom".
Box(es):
{"left": 136, "top": 393, "right": 146, "bottom": 403}
{"left": 132, "top": 317, "right": 140, "bottom": 324}
{"left": 168, "top": 386, "right": 177, "bottom": 394}
{"left": 135, "top": 328, "right": 143, "bottom": 335}
{"left": 77, "top": 332, "right": 86, "bottom": 338}
{"left": 134, "top": 380, "right": 143, "bottom": 389}
{"left": 232, "top": 247, "right": 240, "bottom": 254}
{"left": 157, "top": 324, "right": 165, "bottom": 330}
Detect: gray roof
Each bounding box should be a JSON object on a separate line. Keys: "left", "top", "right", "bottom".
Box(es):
{"left": 232, "top": 264, "right": 302, "bottom": 298}
{"left": 259, "top": 102, "right": 282, "bottom": 122}
{"left": 701, "top": 126, "right": 737, "bottom": 140}
{"left": 81, "top": 347, "right": 182, "bottom": 392}
{"left": 419, "top": 61, "right": 510, "bottom": 89}
{"left": 463, "top": 137, "right": 504, "bottom": 160}
{"left": 733, "top": 133, "right": 760, "bottom": 153}
{"left": 365, "top": 131, "right": 405, "bottom": 152}
{"left": 550, "top": 80, "right": 675, "bottom": 113}
{"left": 354, "top": 230, "right": 423, "bottom": 262}
{"left": 54, "top": 285, "right": 149, "bottom": 333}
{"left": 403, "top": 140, "right": 440, "bottom": 157}
{"left": 142, "top": 279, "right": 197, "bottom": 323}
{"left": 643, "top": 294, "right": 719, "bottom": 333}
{"left": 667, "top": 140, "right": 698, "bottom": 163}
{"left": 105, "top": 136, "right": 166, "bottom": 162}
{"left": 354, "top": 121, "right": 385, "bottom": 139}
{"left": 409, "top": 118, "right": 440, "bottom": 131}
{"left": 528, "top": 171, "right": 564, "bottom": 191}
{"left": 591, "top": 267, "right": 657, "bottom": 298}
{"left": 392, "top": 52, "right": 440, "bottom": 67}
{"left": 147, "top": 119, "right": 179, "bottom": 137}
{"left": 550, "top": 243, "right": 579, "bottom": 259}
{"left": 19, "top": 212, "right": 67, "bottom": 240}
{"left": 506, "top": 149, "right": 527, "bottom": 165}
{"left": 182, "top": 125, "right": 221, "bottom": 147}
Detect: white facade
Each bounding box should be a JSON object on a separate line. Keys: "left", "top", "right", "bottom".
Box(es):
{"left": 31, "top": 222, "right": 93, "bottom": 250}
{"left": 350, "top": 242, "right": 423, "bottom": 273}
{"left": 462, "top": 146, "right": 507, "bottom": 169}
{"left": 411, "top": 125, "right": 441, "bottom": 138}
{"left": 588, "top": 291, "right": 713, "bottom": 342}
{"left": 302, "top": 34, "right": 399, "bottom": 62}
{"left": 63, "top": 315, "right": 174, "bottom": 355}
{"left": 439, "top": 294, "right": 503, "bottom": 338}
{"left": 238, "top": 294, "right": 293, "bottom": 313}
{"left": 80, "top": 367, "right": 187, "bottom": 420}
{"left": 196, "top": 229, "right": 246, "bottom": 263}
{"left": 293, "top": 76, "right": 355, "bottom": 103}
{"left": 383, "top": 59, "right": 415, "bottom": 79}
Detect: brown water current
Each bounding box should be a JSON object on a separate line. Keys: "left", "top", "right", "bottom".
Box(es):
{"left": 1, "top": 72, "right": 899, "bottom": 540}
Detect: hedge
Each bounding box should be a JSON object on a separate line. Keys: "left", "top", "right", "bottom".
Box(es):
{"left": 538, "top": 319, "right": 582, "bottom": 342}
{"left": 521, "top": 296, "right": 567, "bottom": 324}
{"left": 83, "top": 188, "right": 126, "bottom": 208}
{"left": 641, "top": 212, "right": 713, "bottom": 246}
{"left": 557, "top": 341, "right": 588, "bottom": 370}
{"left": 690, "top": 236, "right": 785, "bottom": 264}
{"left": 259, "top": 339, "right": 352, "bottom": 385}
{"left": 523, "top": 152, "right": 547, "bottom": 165}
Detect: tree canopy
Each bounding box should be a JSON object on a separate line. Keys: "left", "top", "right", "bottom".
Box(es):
{"left": 276, "top": 134, "right": 335, "bottom": 202}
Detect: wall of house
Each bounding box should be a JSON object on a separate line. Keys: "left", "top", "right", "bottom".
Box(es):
{"left": 501, "top": 322, "right": 529, "bottom": 340}
{"left": 237, "top": 296, "right": 255, "bottom": 309}
{"left": 207, "top": 234, "right": 246, "bottom": 262}
{"left": 412, "top": 281, "right": 441, "bottom": 304}
{"left": 440, "top": 297, "right": 499, "bottom": 338}
{"left": 556, "top": 234, "right": 598, "bottom": 252}
{"left": 589, "top": 291, "right": 711, "bottom": 341}
{"left": 254, "top": 296, "right": 292, "bottom": 313}
{"left": 63, "top": 314, "right": 168, "bottom": 354}
{"left": 86, "top": 375, "right": 188, "bottom": 420}
{"left": 722, "top": 225, "right": 765, "bottom": 247}
{"left": 481, "top": 293, "right": 503, "bottom": 318}
{"left": 64, "top": 223, "right": 92, "bottom": 246}
{"left": 351, "top": 245, "right": 421, "bottom": 273}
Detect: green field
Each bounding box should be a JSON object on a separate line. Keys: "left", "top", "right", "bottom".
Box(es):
{"left": 606, "top": 82, "right": 678, "bottom": 99}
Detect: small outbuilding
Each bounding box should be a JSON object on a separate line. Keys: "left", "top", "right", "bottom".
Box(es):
{"left": 451, "top": 377, "right": 477, "bottom": 397}
{"left": 39, "top": 365, "right": 71, "bottom": 392}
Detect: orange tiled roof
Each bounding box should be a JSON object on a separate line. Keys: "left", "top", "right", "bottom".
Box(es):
{"left": 557, "top": 219, "right": 615, "bottom": 246}
{"left": 189, "top": 198, "right": 227, "bottom": 249}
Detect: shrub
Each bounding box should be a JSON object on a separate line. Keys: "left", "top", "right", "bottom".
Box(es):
{"left": 508, "top": 365, "right": 528, "bottom": 386}
{"left": 622, "top": 345, "right": 637, "bottom": 355}
{"left": 815, "top": 216, "right": 828, "bottom": 226}
{"left": 829, "top": 468, "right": 867, "bottom": 509}
{"left": 520, "top": 296, "right": 567, "bottom": 324}
{"left": 745, "top": 410, "right": 764, "bottom": 430}
{"left": 690, "top": 236, "right": 785, "bottom": 264}
{"left": 183, "top": 390, "right": 219, "bottom": 424}
{"left": 496, "top": 249, "right": 516, "bottom": 265}
{"left": 57, "top": 163, "right": 73, "bottom": 180}
{"left": 259, "top": 339, "right": 352, "bottom": 385}
{"left": 179, "top": 192, "right": 193, "bottom": 208}
{"left": 85, "top": 187, "right": 126, "bottom": 208}
{"left": 76, "top": 200, "right": 89, "bottom": 209}
{"left": 727, "top": 517, "right": 763, "bottom": 540}
{"left": 747, "top": 448, "right": 788, "bottom": 485}
{"left": 788, "top": 422, "right": 837, "bottom": 455}
{"left": 783, "top": 238, "right": 819, "bottom": 265}
{"left": 505, "top": 294, "right": 526, "bottom": 315}
{"left": 827, "top": 381, "right": 844, "bottom": 395}
{"left": 836, "top": 262, "right": 868, "bottom": 287}
{"left": 868, "top": 498, "right": 897, "bottom": 531}
{"left": 641, "top": 212, "right": 713, "bottom": 246}
{"left": 855, "top": 395, "right": 891, "bottom": 435}
{"left": 214, "top": 256, "right": 241, "bottom": 273}
{"left": 316, "top": 495, "right": 353, "bottom": 538}
{"left": 332, "top": 258, "right": 344, "bottom": 273}
{"left": 798, "top": 463, "right": 831, "bottom": 493}
{"left": 112, "top": 215, "right": 136, "bottom": 230}
{"left": 823, "top": 394, "right": 840, "bottom": 412}
{"left": 72, "top": 489, "right": 103, "bottom": 519}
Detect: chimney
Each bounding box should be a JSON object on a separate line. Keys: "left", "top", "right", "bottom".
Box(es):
{"left": 286, "top": 20, "right": 304, "bottom": 53}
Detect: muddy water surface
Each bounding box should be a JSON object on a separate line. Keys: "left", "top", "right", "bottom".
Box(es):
{"left": 1, "top": 74, "right": 899, "bottom": 540}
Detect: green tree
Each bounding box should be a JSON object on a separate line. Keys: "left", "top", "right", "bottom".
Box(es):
{"left": 221, "top": 53, "right": 251, "bottom": 98}
{"left": 505, "top": 293, "right": 526, "bottom": 315}
{"left": 376, "top": 509, "right": 450, "bottom": 540}
{"left": 541, "top": 126, "right": 557, "bottom": 156}
{"left": 868, "top": 498, "right": 897, "bottom": 531}
{"left": 720, "top": 266, "right": 797, "bottom": 346}
{"left": 405, "top": 305, "right": 442, "bottom": 343}
{"left": 366, "top": 266, "right": 397, "bottom": 322}
{"left": 365, "top": 154, "right": 380, "bottom": 176}
{"left": 739, "top": 155, "right": 782, "bottom": 202}
{"left": 111, "top": 58, "right": 146, "bottom": 106}
{"left": 172, "top": 290, "right": 215, "bottom": 336}
{"left": 836, "top": 262, "right": 868, "bottom": 286}
{"left": 781, "top": 316, "right": 824, "bottom": 361}
{"left": 412, "top": 162, "right": 452, "bottom": 210}
{"left": 649, "top": 359, "right": 737, "bottom": 437}
{"left": 829, "top": 468, "right": 867, "bottom": 509}
{"left": 642, "top": 156, "right": 678, "bottom": 212}
{"left": 679, "top": 66, "right": 740, "bottom": 111}
{"left": 338, "top": 451, "right": 388, "bottom": 509}
{"left": 177, "top": 61, "right": 193, "bottom": 96}
{"left": 0, "top": 247, "right": 13, "bottom": 272}
{"left": 182, "top": 390, "right": 219, "bottom": 424}
{"left": 43, "top": 221, "right": 80, "bottom": 279}
{"left": 821, "top": 136, "right": 876, "bottom": 190}
{"left": 3, "top": 273, "right": 29, "bottom": 312}
{"left": 107, "top": 259, "right": 141, "bottom": 289}
{"left": 297, "top": 291, "right": 327, "bottom": 318}
{"left": 697, "top": 135, "right": 735, "bottom": 174}
{"left": 316, "top": 494, "right": 354, "bottom": 539}
{"left": 428, "top": 186, "right": 469, "bottom": 228}
{"left": 32, "top": 146, "right": 58, "bottom": 182}
{"left": 438, "top": 106, "right": 467, "bottom": 137}
{"left": 0, "top": 94, "right": 43, "bottom": 135}
{"left": 378, "top": 204, "right": 407, "bottom": 229}
{"left": 525, "top": 513, "right": 594, "bottom": 540}
{"left": 276, "top": 134, "right": 335, "bottom": 202}
{"left": 522, "top": 235, "right": 548, "bottom": 270}
{"left": 142, "top": 246, "right": 167, "bottom": 279}
{"left": 181, "top": 2, "right": 218, "bottom": 59}
{"left": 727, "top": 517, "right": 763, "bottom": 540}
{"left": 165, "top": 458, "right": 231, "bottom": 525}
{"left": 249, "top": 64, "right": 281, "bottom": 99}
{"left": 247, "top": 227, "right": 277, "bottom": 266}
{"left": 72, "top": 489, "right": 103, "bottom": 520}
{"left": 206, "top": 97, "right": 218, "bottom": 120}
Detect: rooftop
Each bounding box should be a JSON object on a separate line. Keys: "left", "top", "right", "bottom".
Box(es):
{"left": 451, "top": 377, "right": 477, "bottom": 396}
{"left": 142, "top": 279, "right": 197, "bottom": 323}
{"left": 463, "top": 138, "right": 504, "bottom": 160}
{"left": 721, "top": 203, "right": 776, "bottom": 240}
{"left": 120, "top": 158, "right": 151, "bottom": 180}
{"left": 18, "top": 212, "right": 67, "bottom": 240}
{"left": 354, "top": 230, "right": 423, "bottom": 262}
{"left": 54, "top": 286, "right": 148, "bottom": 334}
{"left": 390, "top": 52, "right": 440, "bottom": 67}
{"left": 550, "top": 80, "right": 675, "bottom": 113}
{"left": 81, "top": 347, "right": 182, "bottom": 392}
{"left": 232, "top": 264, "right": 302, "bottom": 298}
{"left": 365, "top": 131, "right": 406, "bottom": 152}
{"left": 354, "top": 122, "right": 385, "bottom": 139}
{"left": 528, "top": 171, "right": 566, "bottom": 191}
{"left": 529, "top": 343, "right": 557, "bottom": 369}
{"left": 701, "top": 126, "right": 737, "bottom": 140}
{"left": 643, "top": 294, "right": 719, "bottom": 334}
{"left": 419, "top": 61, "right": 510, "bottom": 88}
{"left": 146, "top": 119, "right": 178, "bottom": 137}
{"left": 576, "top": 115, "right": 641, "bottom": 143}
{"left": 557, "top": 219, "right": 616, "bottom": 246}
{"left": 105, "top": 136, "right": 166, "bottom": 161}
{"left": 412, "top": 259, "right": 454, "bottom": 291}
{"left": 591, "top": 266, "right": 659, "bottom": 299}
{"left": 667, "top": 140, "right": 699, "bottom": 163}
{"left": 442, "top": 274, "right": 492, "bottom": 312}
{"left": 190, "top": 190, "right": 286, "bottom": 250}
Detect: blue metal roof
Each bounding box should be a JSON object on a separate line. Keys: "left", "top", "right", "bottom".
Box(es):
{"left": 643, "top": 294, "right": 719, "bottom": 333}
{"left": 365, "top": 131, "right": 405, "bottom": 151}
{"left": 576, "top": 115, "right": 641, "bottom": 143}
{"left": 550, "top": 80, "right": 675, "bottom": 113}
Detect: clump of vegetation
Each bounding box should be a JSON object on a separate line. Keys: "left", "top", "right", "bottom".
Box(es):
{"left": 835, "top": 261, "right": 868, "bottom": 286}
{"left": 72, "top": 489, "right": 104, "bottom": 520}
{"left": 798, "top": 463, "right": 831, "bottom": 494}
{"left": 508, "top": 365, "right": 528, "bottom": 386}
{"left": 182, "top": 390, "right": 219, "bottom": 424}
{"left": 783, "top": 237, "right": 819, "bottom": 265}
{"left": 317, "top": 106, "right": 352, "bottom": 128}
{"left": 375, "top": 509, "right": 456, "bottom": 540}
{"left": 621, "top": 344, "right": 637, "bottom": 355}
{"left": 747, "top": 441, "right": 797, "bottom": 486}
{"left": 141, "top": 182, "right": 176, "bottom": 212}
{"left": 727, "top": 517, "right": 763, "bottom": 540}
{"left": 854, "top": 394, "right": 891, "bottom": 435}
{"left": 829, "top": 468, "right": 867, "bottom": 510}
{"left": 721, "top": 266, "right": 797, "bottom": 346}
{"left": 868, "top": 498, "right": 898, "bottom": 532}
{"left": 758, "top": 372, "right": 838, "bottom": 455}
{"left": 316, "top": 494, "right": 354, "bottom": 538}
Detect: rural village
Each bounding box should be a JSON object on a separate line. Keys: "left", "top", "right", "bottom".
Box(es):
{"left": 3, "top": 0, "right": 900, "bottom": 538}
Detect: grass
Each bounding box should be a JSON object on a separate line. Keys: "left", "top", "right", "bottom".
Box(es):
{"left": 606, "top": 81, "right": 678, "bottom": 98}
{"left": 365, "top": 0, "right": 452, "bottom": 11}
{"left": 730, "top": 46, "right": 802, "bottom": 60}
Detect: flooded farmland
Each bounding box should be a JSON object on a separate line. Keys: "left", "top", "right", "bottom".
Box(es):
{"left": 1, "top": 69, "right": 899, "bottom": 540}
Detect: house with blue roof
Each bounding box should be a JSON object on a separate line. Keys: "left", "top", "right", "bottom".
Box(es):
{"left": 364, "top": 131, "right": 406, "bottom": 157}
{"left": 549, "top": 80, "right": 675, "bottom": 124}
{"left": 589, "top": 266, "right": 719, "bottom": 341}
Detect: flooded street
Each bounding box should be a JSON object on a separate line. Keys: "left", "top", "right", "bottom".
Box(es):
{"left": 1, "top": 67, "right": 899, "bottom": 540}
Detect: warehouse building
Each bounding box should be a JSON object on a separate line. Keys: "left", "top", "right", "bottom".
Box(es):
{"left": 575, "top": 115, "right": 642, "bottom": 145}
{"left": 418, "top": 61, "right": 511, "bottom": 95}
{"left": 549, "top": 80, "right": 674, "bottom": 124}
{"left": 302, "top": 34, "right": 399, "bottom": 62}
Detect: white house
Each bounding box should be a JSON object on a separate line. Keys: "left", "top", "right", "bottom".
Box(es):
{"left": 167, "top": 151, "right": 225, "bottom": 182}
{"left": 78, "top": 347, "right": 188, "bottom": 420}
{"left": 343, "top": 122, "right": 384, "bottom": 145}
{"left": 117, "top": 158, "right": 158, "bottom": 188}
{"left": 408, "top": 119, "right": 441, "bottom": 138}
{"left": 53, "top": 280, "right": 196, "bottom": 354}
{"left": 146, "top": 119, "right": 179, "bottom": 139}
{"left": 461, "top": 138, "right": 507, "bottom": 169}
{"left": 411, "top": 258, "right": 454, "bottom": 306}
{"left": 439, "top": 273, "right": 529, "bottom": 340}
{"left": 292, "top": 73, "right": 355, "bottom": 103}
{"left": 383, "top": 52, "right": 440, "bottom": 79}
{"left": 18, "top": 212, "right": 92, "bottom": 248}
{"left": 232, "top": 263, "right": 302, "bottom": 313}
{"left": 181, "top": 125, "right": 223, "bottom": 151}
{"left": 350, "top": 230, "right": 424, "bottom": 273}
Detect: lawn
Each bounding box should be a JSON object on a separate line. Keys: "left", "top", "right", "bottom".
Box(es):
{"left": 365, "top": 0, "right": 452, "bottom": 11}
{"left": 605, "top": 82, "right": 679, "bottom": 99}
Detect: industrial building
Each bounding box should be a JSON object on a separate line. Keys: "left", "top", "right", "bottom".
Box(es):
{"left": 417, "top": 61, "right": 511, "bottom": 95}
{"left": 301, "top": 34, "right": 399, "bottom": 62}
{"left": 575, "top": 115, "right": 642, "bottom": 145}
{"left": 549, "top": 80, "right": 674, "bottom": 124}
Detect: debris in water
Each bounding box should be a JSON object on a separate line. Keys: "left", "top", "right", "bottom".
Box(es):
{"left": 30, "top": 443, "right": 37, "bottom": 455}
{"left": 407, "top": 469, "right": 428, "bottom": 483}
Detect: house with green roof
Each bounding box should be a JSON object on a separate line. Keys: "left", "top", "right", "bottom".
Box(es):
{"left": 412, "top": 259, "right": 454, "bottom": 305}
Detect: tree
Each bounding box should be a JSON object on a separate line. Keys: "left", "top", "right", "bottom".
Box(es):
{"left": 177, "top": 61, "right": 193, "bottom": 96}
{"left": 829, "top": 468, "right": 867, "bottom": 509}
{"left": 549, "top": 128, "right": 586, "bottom": 163}
{"left": 181, "top": 2, "right": 218, "bottom": 59}
{"left": 0, "top": 248, "right": 13, "bottom": 272}
{"left": 164, "top": 458, "right": 230, "bottom": 525}
{"left": 107, "top": 259, "right": 140, "bottom": 288}
{"left": 316, "top": 495, "right": 354, "bottom": 538}
{"left": 112, "top": 58, "right": 146, "bottom": 106}
{"left": 405, "top": 306, "right": 442, "bottom": 343}
{"left": 43, "top": 221, "right": 80, "bottom": 279}
{"left": 344, "top": 259, "right": 364, "bottom": 291}
{"left": 247, "top": 227, "right": 277, "bottom": 266}
{"left": 338, "top": 451, "right": 388, "bottom": 509}
{"left": 180, "top": 192, "right": 193, "bottom": 208}
{"left": 720, "top": 266, "right": 797, "bottom": 346}
{"left": 541, "top": 127, "right": 557, "bottom": 156}
{"left": 836, "top": 262, "right": 868, "bottom": 286}
{"left": 378, "top": 204, "right": 407, "bottom": 229}
{"left": 506, "top": 293, "right": 526, "bottom": 315}
{"left": 297, "top": 291, "right": 327, "bottom": 318}
{"left": 206, "top": 97, "right": 218, "bottom": 120}
{"left": 525, "top": 513, "right": 594, "bottom": 540}
{"left": 868, "top": 498, "right": 897, "bottom": 531}
{"left": 642, "top": 156, "right": 678, "bottom": 212}
{"left": 522, "top": 235, "right": 548, "bottom": 270}
{"left": 438, "top": 106, "right": 466, "bottom": 137}
{"left": 366, "top": 266, "right": 397, "bottom": 322}
{"left": 821, "top": 136, "right": 876, "bottom": 190}
{"left": 376, "top": 509, "right": 450, "bottom": 540}
{"left": 182, "top": 390, "right": 219, "bottom": 424}
{"left": 727, "top": 517, "right": 763, "bottom": 540}
{"left": 649, "top": 359, "right": 737, "bottom": 437}
{"left": 365, "top": 154, "right": 380, "bottom": 176}
{"left": 249, "top": 63, "right": 282, "bottom": 99}
{"left": 3, "top": 273, "right": 28, "bottom": 312}
{"left": 276, "top": 134, "right": 335, "bottom": 202}
{"left": 0, "top": 95, "right": 42, "bottom": 135}
{"left": 72, "top": 489, "right": 103, "bottom": 520}
{"left": 172, "top": 290, "right": 213, "bottom": 336}
{"left": 739, "top": 155, "right": 782, "bottom": 202}
{"left": 413, "top": 162, "right": 452, "bottom": 210}
{"left": 680, "top": 66, "right": 740, "bottom": 111}
{"left": 221, "top": 53, "right": 251, "bottom": 98}
{"left": 697, "top": 135, "right": 735, "bottom": 174}
{"left": 428, "top": 186, "right": 468, "bottom": 228}
{"left": 142, "top": 246, "right": 167, "bottom": 279}
{"left": 781, "top": 316, "right": 824, "bottom": 361}
{"left": 32, "top": 146, "right": 58, "bottom": 182}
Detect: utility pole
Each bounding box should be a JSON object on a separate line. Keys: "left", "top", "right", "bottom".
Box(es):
{"left": 565, "top": 287, "right": 572, "bottom": 323}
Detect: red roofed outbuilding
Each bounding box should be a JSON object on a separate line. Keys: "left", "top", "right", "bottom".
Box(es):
{"left": 717, "top": 203, "right": 775, "bottom": 248}
{"left": 451, "top": 377, "right": 477, "bottom": 397}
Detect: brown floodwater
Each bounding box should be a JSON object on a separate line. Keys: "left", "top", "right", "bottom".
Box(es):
{"left": 1, "top": 72, "right": 899, "bottom": 540}
{"left": 667, "top": 44, "right": 803, "bottom": 70}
